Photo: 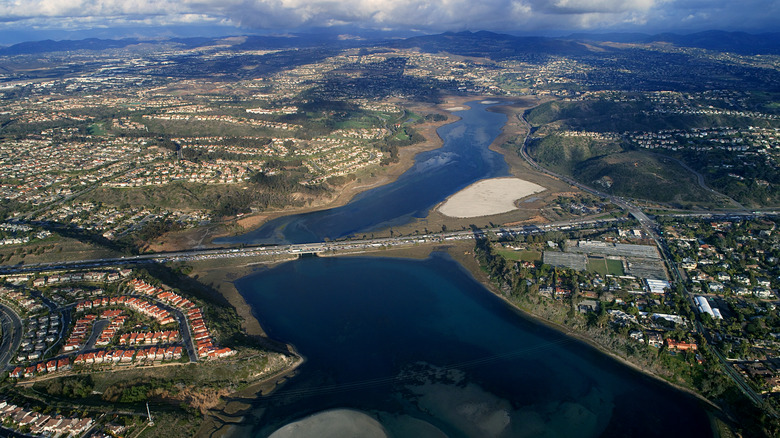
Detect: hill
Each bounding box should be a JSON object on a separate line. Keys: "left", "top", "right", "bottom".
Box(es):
{"left": 573, "top": 150, "right": 719, "bottom": 205}
{"left": 388, "top": 30, "right": 596, "bottom": 59}
{"left": 567, "top": 30, "right": 780, "bottom": 55}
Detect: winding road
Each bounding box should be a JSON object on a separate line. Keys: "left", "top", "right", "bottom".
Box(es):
{"left": 647, "top": 152, "right": 747, "bottom": 211}
{"left": 0, "top": 302, "right": 23, "bottom": 369}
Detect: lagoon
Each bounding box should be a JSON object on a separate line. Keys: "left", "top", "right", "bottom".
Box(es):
{"left": 216, "top": 101, "right": 510, "bottom": 245}
{"left": 234, "top": 254, "right": 712, "bottom": 437}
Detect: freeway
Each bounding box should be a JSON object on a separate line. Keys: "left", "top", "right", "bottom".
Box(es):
{"left": 0, "top": 217, "right": 624, "bottom": 275}
{"left": 0, "top": 302, "right": 23, "bottom": 369}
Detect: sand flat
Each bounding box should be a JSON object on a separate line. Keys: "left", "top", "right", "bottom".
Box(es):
{"left": 269, "top": 409, "right": 388, "bottom": 438}
{"left": 438, "top": 177, "right": 545, "bottom": 218}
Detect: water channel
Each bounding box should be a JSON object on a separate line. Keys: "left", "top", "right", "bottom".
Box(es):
{"left": 226, "top": 101, "right": 714, "bottom": 437}
{"left": 216, "top": 101, "right": 510, "bottom": 245}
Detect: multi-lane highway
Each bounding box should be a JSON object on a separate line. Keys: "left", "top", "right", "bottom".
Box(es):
{"left": 0, "top": 217, "right": 624, "bottom": 276}
{"left": 0, "top": 111, "right": 775, "bottom": 413}
{"left": 0, "top": 302, "right": 23, "bottom": 369}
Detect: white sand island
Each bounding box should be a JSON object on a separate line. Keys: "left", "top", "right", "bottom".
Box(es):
{"left": 443, "top": 106, "right": 468, "bottom": 111}
{"left": 438, "top": 177, "right": 546, "bottom": 218}
{"left": 269, "top": 409, "right": 388, "bottom": 438}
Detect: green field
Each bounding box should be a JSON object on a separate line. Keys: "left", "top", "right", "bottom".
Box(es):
{"left": 587, "top": 257, "right": 624, "bottom": 276}
{"left": 88, "top": 123, "right": 106, "bottom": 136}
{"left": 495, "top": 249, "right": 541, "bottom": 262}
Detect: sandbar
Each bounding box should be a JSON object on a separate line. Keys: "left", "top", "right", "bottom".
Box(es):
{"left": 438, "top": 177, "right": 546, "bottom": 218}
{"left": 443, "top": 106, "right": 468, "bottom": 111}
{"left": 269, "top": 409, "right": 388, "bottom": 438}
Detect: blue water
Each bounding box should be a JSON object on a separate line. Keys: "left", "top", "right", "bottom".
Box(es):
{"left": 235, "top": 254, "right": 713, "bottom": 437}
{"left": 227, "top": 100, "right": 712, "bottom": 437}
{"left": 215, "top": 101, "right": 510, "bottom": 245}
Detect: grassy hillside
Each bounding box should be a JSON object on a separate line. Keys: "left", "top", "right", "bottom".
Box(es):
{"left": 525, "top": 95, "right": 780, "bottom": 207}
{"left": 526, "top": 100, "right": 651, "bottom": 131}
{"left": 528, "top": 134, "right": 716, "bottom": 204}
{"left": 572, "top": 151, "right": 718, "bottom": 205}
{"left": 528, "top": 134, "right": 623, "bottom": 175}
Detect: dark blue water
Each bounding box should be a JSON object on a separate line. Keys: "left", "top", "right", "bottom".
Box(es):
{"left": 216, "top": 101, "right": 510, "bottom": 245}
{"left": 235, "top": 254, "right": 713, "bottom": 437}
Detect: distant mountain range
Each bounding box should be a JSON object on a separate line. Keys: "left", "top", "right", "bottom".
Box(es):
{"left": 388, "top": 31, "right": 595, "bottom": 59}
{"left": 567, "top": 30, "right": 780, "bottom": 55}
{"left": 1, "top": 29, "right": 779, "bottom": 57}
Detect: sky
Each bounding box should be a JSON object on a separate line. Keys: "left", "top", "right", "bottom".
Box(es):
{"left": 0, "top": 0, "right": 778, "bottom": 44}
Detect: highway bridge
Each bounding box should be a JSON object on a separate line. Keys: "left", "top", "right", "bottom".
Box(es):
{"left": 0, "top": 217, "right": 624, "bottom": 275}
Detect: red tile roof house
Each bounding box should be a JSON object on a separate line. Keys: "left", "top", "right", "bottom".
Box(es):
{"left": 666, "top": 339, "right": 698, "bottom": 351}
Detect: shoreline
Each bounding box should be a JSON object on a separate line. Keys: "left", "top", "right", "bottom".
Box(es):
{"left": 204, "top": 97, "right": 472, "bottom": 244}
{"left": 198, "top": 353, "right": 306, "bottom": 438}
{"left": 464, "top": 260, "right": 722, "bottom": 413}
{"left": 200, "top": 94, "right": 717, "bottom": 433}
{"left": 206, "top": 243, "right": 721, "bottom": 434}
{"left": 357, "top": 242, "right": 721, "bottom": 413}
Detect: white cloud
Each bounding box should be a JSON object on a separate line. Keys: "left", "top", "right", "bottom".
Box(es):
{"left": 547, "top": 0, "right": 658, "bottom": 13}
{"left": 0, "top": 0, "right": 776, "bottom": 33}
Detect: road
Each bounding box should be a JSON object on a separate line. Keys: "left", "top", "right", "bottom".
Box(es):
{"left": 518, "top": 111, "right": 777, "bottom": 417}
{"left": 83, "top": 320, "right": 110, "bottom": 351}
{"left": 646, "top": 152, "right": 747, "bottom": 211}
{"left": 0, "top": 110, "right": 773, "bottom": 413}
{"left": 0, "top": 216, "right": 625, "bottom": 275}
{"left": 0, "top": 302, "right": 23, "bottom": 369}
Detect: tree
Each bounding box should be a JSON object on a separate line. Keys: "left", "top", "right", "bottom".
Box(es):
{"left": 594, "top": 306, "right": 609, "bottom": 328}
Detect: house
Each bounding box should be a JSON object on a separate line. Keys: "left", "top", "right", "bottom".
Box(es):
{"left": 578, "top": 299, "right": 599, "bottom": 314}
{"left": 57, "top": 358, "right": 71, "bottom": 371}
{"left": 647, "top": 332, "right": 664, "bottom": 348}
{"left": 666, "top": 339, "right": 698, "bottom": 351}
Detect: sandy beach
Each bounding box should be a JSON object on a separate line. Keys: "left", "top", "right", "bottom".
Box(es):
{"left": 438, "top": 177, "right": 546, "bottom": 218}
{"left": 268, "top": 409, "right": 388, "bottom": 438}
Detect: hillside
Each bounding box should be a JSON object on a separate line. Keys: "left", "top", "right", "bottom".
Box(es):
{"left": 572, "top": 151, "right": 719, "bottom": 205}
